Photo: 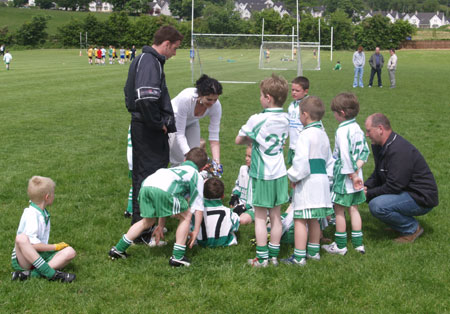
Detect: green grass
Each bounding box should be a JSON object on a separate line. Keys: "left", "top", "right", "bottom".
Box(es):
{"left": 0, "top": 48, "right": 449, "bottom": 313}
{"left": 0, "top": 6, "right": 110, "bottom": 35}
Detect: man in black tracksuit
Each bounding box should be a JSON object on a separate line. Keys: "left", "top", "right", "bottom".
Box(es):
{"left": 124, "top": 26, "right": 183, "bottom": 232}
{"left": 364, "top": 113, "right": 438, "bottom": 243}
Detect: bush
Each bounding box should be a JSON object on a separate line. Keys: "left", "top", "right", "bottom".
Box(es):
{"left": 15, "top": 15, "right": 50, "bottom": 47}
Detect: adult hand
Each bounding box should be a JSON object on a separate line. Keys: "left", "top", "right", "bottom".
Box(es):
{"left": 162, "top": 125, "right": 168, "bottom": 134}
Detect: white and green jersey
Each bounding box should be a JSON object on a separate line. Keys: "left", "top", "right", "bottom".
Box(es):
{"left": 287, "top": 121, "right": 333, "bottom": 211}
{"left": 238, "top": 108, "right": 289, "bottom": 180}
{"left": 288, "top": 97, "right": 307, "bottom": 150}
{"left": 127, "top": 126, "right": 132, "bottom": 171}
{"left": 197, "top": 199, "right": 239, "bottom": 247}
{"left": 15, "top": 202, "right": 51, "bottom": 245}
{"left": 141, "top": 161, "right": 204, "bottom": 213}
{"left": 332, "top": 118, "right": 370, "bottom": 194}
{"left": 232, "top": 165, "right": 253, "bottom": 208}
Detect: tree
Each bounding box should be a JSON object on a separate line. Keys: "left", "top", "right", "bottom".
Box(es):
{"left": 354, "top": 15, "right": 391, "bottom": 50}
{"left": 198, "top": 2, "right": 243, "bottom": 34}
{"left": 423, "top": 0, "right": 440, "bottom": 11}
{"left": 15, "top": 16, "right": 50, "bottom": 46}
{"left": 324, "top": 0, "right": 364, "bottom": 18}
{"left": 390, "top": 19, "right": 416, "bottom": 49}
{"left": 109, "top": 0, "right": 127, "bottom": 11}
{"left": 170, "top": 0, "right": 204, "bottom": 20}
{"left": 0, "top": 27, "right": 13, "bottom": 45}
{"left": 57, "top": 18, "right": 83, "bottom": 46}
{"left": 12, "top": 0, "right": 27, "bottom": 7}
{"left": 83, "top": 14, "right": 107, "bottom": 46}
{"left": 35, "top": 0, "right": 54, "bottom": 9}
{"left": 328, "top": 10, "right": 354, "bottom": 50}
{"left": 105, "top": 11, "right": 131, "bottom": 46}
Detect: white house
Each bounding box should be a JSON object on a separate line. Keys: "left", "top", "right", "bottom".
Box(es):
{"left": 89, "top": 1, "right": 113, "bottom": 12}
{"left": 149, "top": 0, "right": 171, "bottom": 16}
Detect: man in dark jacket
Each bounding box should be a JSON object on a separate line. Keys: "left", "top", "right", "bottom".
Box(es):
{"left": 364, "top": 113, "right": 438, "bottom": 243}
{"left": 368, "top": 47, "right": 384, "bottom": 88}
{"left": 124, "top": 26, "right": 183, "bottom": 231}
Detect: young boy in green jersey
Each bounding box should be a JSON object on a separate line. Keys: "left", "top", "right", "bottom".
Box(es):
{"left": 235, "top": 74, "right": 290, "bottom": 267}
{"left": 109, "top": 147, "right": 207, "bottom": 267}
{"left": 197, "top": 178, "right": 240, "bottom": 247}
{"left": 323, "top": 93, "right": 370, "bottom": 255}
{"left": 11, "top": 176, "right": 76, "bottom": 282}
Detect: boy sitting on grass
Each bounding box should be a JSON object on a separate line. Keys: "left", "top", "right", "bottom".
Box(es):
{"left": 197, "top": 178, "right": 240, "bottom": 247}
{"left": 229, "top": 145, "right": 254, "bottom": 225}
{"left": 235, "top": 74, "right": 290, "bottom": 267}
{"left": 283, "top": 96, "right": 334, "bottom": 266}
{"left": 109, "top": 147, "right": 207, "bottom": 267}
{"left": 11, "top": 176, "right": 76, "bottom": 282}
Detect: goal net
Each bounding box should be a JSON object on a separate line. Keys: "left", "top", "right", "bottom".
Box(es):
{"left": 259, "top": 41, "right": 320, "bottom": 71}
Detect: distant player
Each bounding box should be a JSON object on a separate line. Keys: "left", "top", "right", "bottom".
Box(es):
{"left": 108, "top": 45, "right": 114, "bottom": 64}
{"left": 87, "top": 46, "right": 93, "bottom": 65}
{"left": 96, "top": 47, "right": 102, "bottom": 65}
{"left": 3, "top": 50, "right": 12, "bottom": 70}
{"left": 11, "top": 176, "right": 76, "bottom": 282}
{"left": 119, "top": 47, "right": 125, "bottom": 64}
{"left": 197, "top": 178, "right": 240, "bottom": 248}
{"left": 101, "top": 46, "right": 106, "bottom": 65}
{"left": 130, "top": 45, "right": 136, "bottom": 61}
{"left": 334, "top": 61, "right": 342, "bottom": 70}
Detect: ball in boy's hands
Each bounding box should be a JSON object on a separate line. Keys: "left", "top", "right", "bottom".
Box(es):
{"left": 233, "top": 204, "right": 246, "bottom": 216}
{"left": 55, "top": 242, "right": 69, "bottom": 251}
{"left": 229, "top": 194, "right": 240, "bottom": 207}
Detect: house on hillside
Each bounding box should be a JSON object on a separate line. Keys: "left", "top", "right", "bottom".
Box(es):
{"left": 88, "top": 1, "right": 113, "bottom": 12}
{"left": 361, "top": 9, "right": 448, "bottom": 28}
{"left": 409, "top": 11, "right": 447, "bottom": 28}
{"left": 148, "top": 0, "right": 171, "bottom": 16}
{"left": 234, "top": 0, "right": 290, "bottom": 19}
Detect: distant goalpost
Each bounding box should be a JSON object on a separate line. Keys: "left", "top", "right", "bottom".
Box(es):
{"left": 189, "top": 0, "right": 333, "bottom": 84}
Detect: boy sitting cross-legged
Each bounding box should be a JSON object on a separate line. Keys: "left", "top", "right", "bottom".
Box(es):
{"left": 235, "top": 74, "right": 290, "bottom": 267}
{"left": 283, "top": 96, "right": 334, "bottom": 266}
{"left": 11, "top": 176, "right": 76, "bottom": 282}
{"left": 109, "top": 147, "right": 207, "bottom": 267}
{"left": 196, "top": 178, "right": 240, "bottom": 247}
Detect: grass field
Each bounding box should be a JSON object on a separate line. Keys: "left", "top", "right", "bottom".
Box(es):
{"left": 0, "top": 48, "right": 449, "bottom": 313}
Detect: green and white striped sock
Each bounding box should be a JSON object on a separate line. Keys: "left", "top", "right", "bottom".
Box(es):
{"left": 294, "top": 249, "right": 306, "bottom": 262}
{"left": 115, "top": 235, "right": 132, "bottom": 253}
{"left": 256, "top": 245, "right": 269, "bottom": 263}
{"left": 32, "top": 256, "right": 55, "bottom": 279}
{"left": 172, "top": 243, "right": 186, "bottom": 260}
{"left": 351, "top": 230, "right": 363, "bottom": 248}
{"left": 335, "top": 232, "right": 347, "bottom": 249}
{"left": 268, "top": 242, "right": 280, "bottom": 258}
{"left": 307, "top": 242, "right": 320, "bottom": 257}
{"left": 126, "top": 187, "right": 133, "bottom": 213}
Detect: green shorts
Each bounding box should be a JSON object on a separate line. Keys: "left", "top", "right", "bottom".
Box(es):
{"left": 243, "top": 208, "right": 255, "bottom": 221}
{"left": 287, "top": 148, "right": 295, "bottom": 167}
{"left": 138, "top": 186, "right": 188, "bottom": 218}
{"left": 11, "top": 250, "right": 57, "bottom": 271}
{"left": 293, "top": 207, "right": 334, "bottom": 219}
{"left": 252, "top": 176, "right": 289, "bottom": 208}
{"left": 331, "top": 190, "right": 366, "bottom": 207}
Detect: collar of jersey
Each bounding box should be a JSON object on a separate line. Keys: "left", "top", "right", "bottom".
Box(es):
{"left": 204, "top": 199, "right": 223, "bottom": 207}
{"left": 181, "top": 160, "right": 198, "bottom": 171}
{"left": 304, "top": 120, "right": 323, "bottom": 129}
{"left": 30, "top": 201, "right": 50, "bottom": 225}
{"left": 338, "top": 118, "right": 356, "bottom": 128}
{"left": 263, "top": 108, "right": 284, "bottom": 113}
{"left": 293, "top": 95, "right": 308, "bottom": 108}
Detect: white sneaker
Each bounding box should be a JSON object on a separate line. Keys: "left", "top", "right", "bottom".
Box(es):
{"left": 355, "top": 245, "right": 365, "bottom": 254}
{"left": 269, "top": 257, "right": 279, "bottom": 266}
{"left": 247, "top": 257, "right": 268, "bottom": 268}
{"left": 147, "top": 237, "right": 167, "bottom": 247}
{"left": 306, "top": 253, "right": 321, "bottom": 260}
{"left": 322, "top": 242, "right": 347, "bottom": 255}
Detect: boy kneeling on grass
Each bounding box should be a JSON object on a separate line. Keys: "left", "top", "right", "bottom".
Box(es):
{"left": 109, "top": 147, "right": 207, "bottom": 267}
{"left": 11, "top": 176, "right": 76, "bottom": 282}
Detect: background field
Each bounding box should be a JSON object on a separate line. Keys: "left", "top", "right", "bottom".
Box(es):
{"left": 0, "top": 48, "right": 449, "bottom": 313}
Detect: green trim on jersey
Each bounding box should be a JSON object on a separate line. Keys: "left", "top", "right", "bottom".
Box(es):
{"left": 337, "top": 118, "right": 356, "bottom": 129}
{"left": 197, "top": 235, "right": 236, "bottom": 248}
{"left": 304, "top": 121, "right": 323, "bottom": 130}
{"left": 263, "top": 108, "right": 284, "bottom": 113}
{"left": 182, "top": 160, "right": 199, "bottom": 171}
{"left": 30, "top": 202, "right": 50, "bottom": 225}
{"left": 204, "top": 199, "right": 223, "bottom": 207}
{"left": 309, "top": 159, "right": 327, "bottom": 174}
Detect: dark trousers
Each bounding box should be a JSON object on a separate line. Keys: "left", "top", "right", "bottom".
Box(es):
{"left": 369, "top": 66, "right": 382, "bottom": 87}
{"left": 130, "top": 120, "right": 169, "bottom": 225}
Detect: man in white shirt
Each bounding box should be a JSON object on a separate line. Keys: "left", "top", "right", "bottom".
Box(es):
{"left": 387, "top": 48, "right": 398, "bottom": 89}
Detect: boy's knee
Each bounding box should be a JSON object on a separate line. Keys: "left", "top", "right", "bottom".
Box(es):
{"left": 62, "top": 247, "right": 77, "bottom": 261}
{"left": 15, "top": 233, "right": 30, "bottom": 246}
{"left": 176, "top": 211, "right": 192, "bottom": 221}
{"left": 240, "top": 214, "right": 252, "bottom": 225}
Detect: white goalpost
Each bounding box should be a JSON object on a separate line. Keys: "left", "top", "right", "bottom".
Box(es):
{"left": 190, "top": 0, "right": 332, "bottom": 84}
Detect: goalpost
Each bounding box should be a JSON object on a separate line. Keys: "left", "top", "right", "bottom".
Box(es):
{"left": 190, "top": 0, "right": 332, "bottom": 84}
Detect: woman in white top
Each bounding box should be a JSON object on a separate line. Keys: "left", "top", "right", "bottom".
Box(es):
{"left": 170, "top": 75, "right": 223, "bottom": 167}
